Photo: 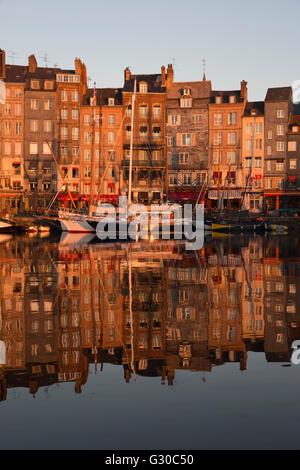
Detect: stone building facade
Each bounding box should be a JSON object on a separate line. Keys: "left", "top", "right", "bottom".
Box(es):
{"left": 208, "top": 81, "right": 248, "bottom": 210}
{"left": 241, "top": 101, "right": 264, "bottom": 212}
{"left": 23, "top": 55, "right": 58, "bottom": 209}
{"left": 121, "top": 67, "right": 166, "bottom": 204}
{"left": 0, "top": 49, "right": 25, "bottom": 212}
{"left": 80, "top": 88, "right": 123, "bottom": 206}
{"left": 166, "top": 64, "right": 211, "bottom": 203}
{"left": 264, "top": 87, "right": 293, "bottom": 211}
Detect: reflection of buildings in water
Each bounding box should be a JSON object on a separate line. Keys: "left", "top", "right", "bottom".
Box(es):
{"left": 0, "top": 237, "right": 300, "bottom": 399}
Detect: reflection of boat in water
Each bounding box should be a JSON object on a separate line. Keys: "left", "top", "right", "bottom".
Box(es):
{"left": 28, "top": 226, "right": 38, "bottom": 234}
{"left": 0, "top": 234, "right": 13, "bottom": 243}
{"left": 211, "top": 221, "right": 265, "bottom": 234}
{"left": 59, "top": 232, "right": 96, "bottom": 246}
{"left": 38, "top": 225, "right": 51, "bottom": 233}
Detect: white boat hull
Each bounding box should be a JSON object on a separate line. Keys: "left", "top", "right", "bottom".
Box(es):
{"left": 0, "top": 220, "right": 14, "bottom": 231}
{"left": 60, "top": 218, "right": 96, "bottom": 233}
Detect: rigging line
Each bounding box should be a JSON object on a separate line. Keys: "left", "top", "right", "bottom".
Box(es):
{"left": 46, "top": 153, "right": 79, "bottom": 212}
{"left": 96, "top": 102, "right": 132, "bottom": 199}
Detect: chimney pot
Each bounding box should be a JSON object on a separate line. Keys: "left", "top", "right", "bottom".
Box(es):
{"left": 28, "top": 54, "right": 37, "bottom": 73}
{"left": 124, "top": 67, "right": 131, "bottom": 82}
{"left": 161, "top": 65, "right": 166, "bottom": 87}
{"left": 167, "top": 64, "right": 174, "bottom": 87}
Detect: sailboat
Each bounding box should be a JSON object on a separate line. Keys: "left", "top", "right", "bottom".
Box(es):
{"left": 59, "top": 79, "right": 182, "bottom": 236}
{"left": 58, "top": 83, "right": 118, "bottom": 233}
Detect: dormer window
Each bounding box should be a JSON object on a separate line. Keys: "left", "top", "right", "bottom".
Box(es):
{"left": 251, "top": 110, "right": 256, "bottom": 116}
{"left": 229, "top": 95, "right": 236, "bottom": 104}
{"left": 215, "top": 96, "right": 222, "bottom": 104}
{"left": 90, "top": 97, "right": 96, "bottom": 106}
{"left": 183, "top": 88, "right": 190, "bottom": 96}
{"left": 44, "top": 81, "right": 53, "bottom": 90}
{"left": 31, "top": 80, "right": 40, "bottom": 90}
{"left": 139, "top": 83, "right": 147, "bottom": 93}
{"left": 292, "top": 125, "right": 299, "bottom": 133}
{"left": 108, "top": 98, "right": 115, "bottom": 106}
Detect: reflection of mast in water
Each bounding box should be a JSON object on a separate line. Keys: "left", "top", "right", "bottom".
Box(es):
{"left": 127, "top": 246, "right": 136, "bottom": 382}
{"left": 88, "top": 245, "right": 98, "bottom": 374}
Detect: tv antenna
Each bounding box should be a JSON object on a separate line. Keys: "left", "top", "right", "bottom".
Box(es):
{"left": 8, "top": 51, "right": 18, "bottom": 65}
{"left": 202, "top": 58, "right": 207, "bottom": 80}
{"left": 39, "top": 53, "right": 49, "bottom": 68}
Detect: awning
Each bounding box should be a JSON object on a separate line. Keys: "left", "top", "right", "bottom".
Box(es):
{"left": 264, "top": 191, "right": 300, "bottom": 197}
{"left": 57, "top": 192, "right": 79, "bottom": 201}
{"left": 168, "top": 190, "right": 204, "bottom": 203}
{"left": 208, "top": 190, "right": 242, "bottom": 200}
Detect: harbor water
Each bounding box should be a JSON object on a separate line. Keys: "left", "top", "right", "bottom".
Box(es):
{"left": 0, "top": 233, "right": 299, "bottom": 449}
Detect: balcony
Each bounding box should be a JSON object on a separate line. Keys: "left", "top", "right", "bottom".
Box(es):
{"left": 121, "top": 159, "right": 165, "bottom": 168}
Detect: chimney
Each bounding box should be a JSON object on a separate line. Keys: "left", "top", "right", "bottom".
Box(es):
{"left": 0, "top": 49, "right": 6, "bottom": 80}
{"left": 241, "top": 80, "right": 248, "bottom": 101}
{"left": 81, "top": 62, "right": 87, "bottom": 95}
{"left": 28, "top": 54, "right": 37, "bottom": 73}
{"left": 161, "top": 65, "right": 166, "bottom": 87}
{"left": 75, "top": 57, "right": 82, "bottom": 75}
{"left": 124, "top": 67, "right": 131, "bottom": 82}
{"left": 167, "top": 64, "right": 174, "bottom": 87}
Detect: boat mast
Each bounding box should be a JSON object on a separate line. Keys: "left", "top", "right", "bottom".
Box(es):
{"left": 128, "top": 79, "right": 136, "bottom": 208}
{"left": 89, "top": 82, "right": 97, "bottom": 215}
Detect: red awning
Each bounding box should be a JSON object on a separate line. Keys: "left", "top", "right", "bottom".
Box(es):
{"left": 57, "top": 192, "right": 79, "bottom": 201}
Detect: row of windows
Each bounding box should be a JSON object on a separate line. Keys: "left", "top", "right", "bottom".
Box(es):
{"left": 213, "top": 132, "right": 238, "bottom": 145}
{"left": 2, "top": 121, "right": 22, "bottom": 136}
{"left": 214, "top": 112, "right": 238, "bottom": 126}
{"left": 265, "top": 160, "right": 298, "bottom": 171}
{"left": 30, "top": 80, "right": 54, "bottom": 90}
{"left": 125, "top": 126, "right": 162, "bottom": 137}
{"left": 168, "top": 114, "right": 203, "bottom": 126}
{"left": 125, "top": 104, "right": 161, "bottom": 118}
{"left": 30, "top": 99, "right": 55, "bottom": 110}
{"left": 2, "top": 103, "right": 22, "bottom": 116}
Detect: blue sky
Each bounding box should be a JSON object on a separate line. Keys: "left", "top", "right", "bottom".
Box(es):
{"left": 1, "top": 0, "right": 299, "bottom": 100}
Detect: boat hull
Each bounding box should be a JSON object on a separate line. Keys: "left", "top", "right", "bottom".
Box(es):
{"left": 60, "top": 218, "right": 97, "bottom": 233}
{"left": 0, "top": 220, "right": 15, "bottom": 232}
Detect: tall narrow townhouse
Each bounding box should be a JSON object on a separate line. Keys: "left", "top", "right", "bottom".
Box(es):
{"left": 264, "top": 87, "right": 293, "bottom": 211}
{"left": 56, "top": 58, "right": 87, "bottom": 207}
{"left": 285, "top": 112, "right": 300, "bottom": 211}
{"left": 166, "top": 64, "right": 211, "bottom": 203}
{"left": 24, "top": 54, "right": 58, "bottom": 209}
{"left": 80, "top": 88, "right": 123, "bottom": 207}
{"left": 0, "top": 49, "right": 25, "bottom": 213}
{"left": 121, "top": 67, "right": 166, "bottom": 204}
{"left": 208, "top": 81, "right": 248, "bottom": 211}
{"left": 241, "top": 101, "right": 264, "bottom": 212}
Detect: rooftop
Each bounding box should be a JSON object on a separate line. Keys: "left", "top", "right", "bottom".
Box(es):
{"left": 265, "top": 86, "right": 292, "bottom": 102}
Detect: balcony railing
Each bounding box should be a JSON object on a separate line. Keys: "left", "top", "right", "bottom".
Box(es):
{"left": 121, "top": 159, "right": 165, "bottom": 167}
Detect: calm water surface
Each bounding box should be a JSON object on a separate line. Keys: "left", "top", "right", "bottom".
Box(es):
{"left": 0, "top": 232, "right": 300, "bottom": 449}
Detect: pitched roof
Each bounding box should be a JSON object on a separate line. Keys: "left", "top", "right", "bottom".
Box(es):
{"left": 211, "top": 89, "right": 243, "bottom": 104}
{"left": 167, "top": 80, "right": 211, "bottom": 100}
{"left": 265, "top": 86, "right": 292, "bottom": 102}
{"left": 4, "top": 65, "right": 27, "bottom": 83}
{"left": 4, "top": 64, "right": 76, "bottom": 84}
{"left": 82, "top": 88, "right": 122, "bottom": 106}
{"left": 243, "top": 101, "right": 264, "bottom": 117}
{"left": 123, "top": 74, "right": 164, "bottom": 93}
